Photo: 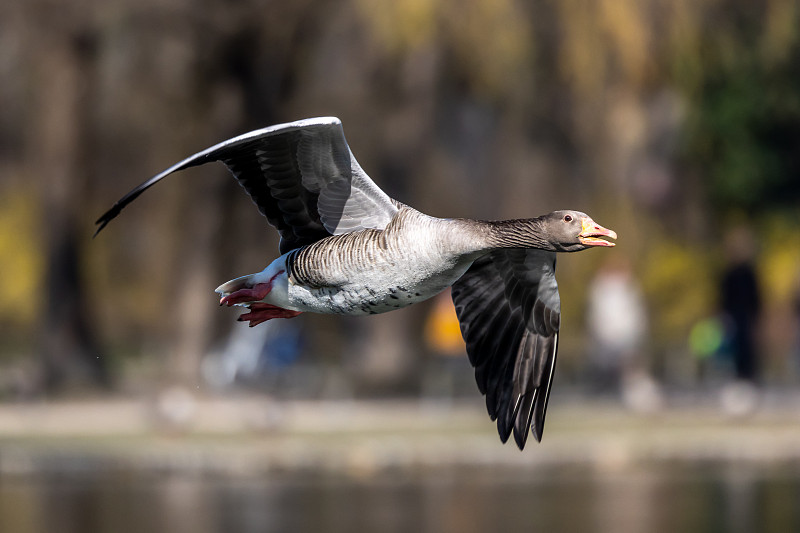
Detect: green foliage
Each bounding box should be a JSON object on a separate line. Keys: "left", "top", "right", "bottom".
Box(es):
{"left": 677, "top": 3, "right": 800, "bottom": 215}
{"left": 639, "top": 238, "right": 715, "bottom": 345}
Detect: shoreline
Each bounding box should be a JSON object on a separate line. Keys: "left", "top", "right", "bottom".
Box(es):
{"left": 2, "top": 394, "right": 800, "bottom": 476}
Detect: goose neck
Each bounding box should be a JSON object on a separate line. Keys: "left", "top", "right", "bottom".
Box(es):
{"left": 484, "top": 218, "right": 552, "bottom": 250}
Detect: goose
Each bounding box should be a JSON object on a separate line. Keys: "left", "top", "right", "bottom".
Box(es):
{"left": 95, "top": 117, "right": 617, "bottom": 449}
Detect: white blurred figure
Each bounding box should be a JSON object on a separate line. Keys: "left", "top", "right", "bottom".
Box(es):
{"left": 202, "top": 323, "right": 272, "bottom": 390}
{"left": 587, "top": 258, "right": 659, "bottom": 411}
{"left": 203, "top": 317, "right": 307, "bottom": 391}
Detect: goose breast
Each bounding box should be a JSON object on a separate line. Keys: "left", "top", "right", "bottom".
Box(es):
{"left": 285, "top": 208, "right": 484, "bottom": 315}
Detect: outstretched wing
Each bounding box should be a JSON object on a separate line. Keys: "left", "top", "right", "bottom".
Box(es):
{"left": 451, "top": 249, "right": 560, "bottom": 449}
{"left": 95, "top": 117, "right": 398, "bottom": 253}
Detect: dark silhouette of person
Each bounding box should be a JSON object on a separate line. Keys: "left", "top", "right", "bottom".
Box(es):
{"left": 720, "top": 228, "right": 761, "bottom": 383}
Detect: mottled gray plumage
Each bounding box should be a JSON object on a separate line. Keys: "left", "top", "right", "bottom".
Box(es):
{"left": 95, "top": 117, "right": 617, "bottom": 449}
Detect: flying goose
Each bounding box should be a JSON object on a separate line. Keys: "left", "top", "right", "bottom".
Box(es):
{"left": 95, "top": 117, "right": 617, "bottom": 449}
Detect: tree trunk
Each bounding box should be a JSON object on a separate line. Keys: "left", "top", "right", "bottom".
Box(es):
{"left": 36, "top": 29, "right": 109, "bottom": 392}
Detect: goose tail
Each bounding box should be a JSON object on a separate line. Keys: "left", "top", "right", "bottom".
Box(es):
{"left": 215, "top": 274, "right": 257, "bottom": 296}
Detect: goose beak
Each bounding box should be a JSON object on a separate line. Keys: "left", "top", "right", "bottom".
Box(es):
{"left": 578, "top": 217, "right": 617, "bottom": 247}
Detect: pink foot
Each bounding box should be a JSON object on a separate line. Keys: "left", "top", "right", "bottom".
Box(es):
{"left": 219, "top": 283, "right": 272, "bottom": 307}
{"left": 238, "top": 303, "right": 302, "bottom": 327}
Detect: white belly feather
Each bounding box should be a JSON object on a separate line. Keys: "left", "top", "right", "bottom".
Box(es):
{"left": 286, "top": 259, "right": 474, "bottom": 315}
{"left": 246, "top": 213, "right": 485, "bottom": 316}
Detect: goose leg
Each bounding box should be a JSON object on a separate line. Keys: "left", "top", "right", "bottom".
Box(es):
{"left": 219, "top": 283, "right": 272, "bottom": 307}
{"left": 238, "top": 303, "right": 302, "bottom": 327}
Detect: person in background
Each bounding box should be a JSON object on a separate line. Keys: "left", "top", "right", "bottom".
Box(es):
{"left": 586, "top": 257, "right": 658, "bottom": 410}
{"left": 717, "top": 225, "right": 762, "bottom": 415}
{"left": 720, "top": 227, "right": 762, "bottom": 384}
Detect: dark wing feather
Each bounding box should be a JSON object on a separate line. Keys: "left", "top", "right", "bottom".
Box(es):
{"left": 94, "top": 117, "right": 398, "bottom": 253}
{"left": 451, "top": 249, "right": 560, "bottom": 449}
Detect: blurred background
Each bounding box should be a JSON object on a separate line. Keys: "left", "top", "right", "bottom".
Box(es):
{"left": 2, "top": 0, "right": 800, "bottom": 531}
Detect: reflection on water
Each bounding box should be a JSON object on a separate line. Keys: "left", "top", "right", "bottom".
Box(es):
{"left": 1, "top": 462, "right": 800, "bottom": 533}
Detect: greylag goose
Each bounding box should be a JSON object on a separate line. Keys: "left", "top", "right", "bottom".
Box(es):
{"left": 95, "top": 117, "right": 617, "bottom": 449}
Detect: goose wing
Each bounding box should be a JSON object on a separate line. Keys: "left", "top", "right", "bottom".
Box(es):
{"left": 451, "top": 248, "right": 560, "bottom": 449}
{"left": 95, "top": 117, "right": 398, "bottom": 253}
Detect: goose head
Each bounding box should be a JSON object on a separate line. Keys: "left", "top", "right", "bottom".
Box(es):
{"left": 540, "top": 210, "right": 617, "bottom": 252}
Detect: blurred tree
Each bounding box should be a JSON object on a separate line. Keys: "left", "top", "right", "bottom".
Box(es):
{"left": 678, "top": 0, "right": 800, "bottom": 216}
{"left": 35, "top": 25, "right": 109, "bottom": 391}
{"left": 2, "top": 0, "right": 800, "bottom": 393}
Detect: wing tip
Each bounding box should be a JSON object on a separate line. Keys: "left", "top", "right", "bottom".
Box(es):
{"left": 510, "top": 407, "right": 545, "bottom": 450}
{"left": 92, "top": 221, "right": 107, "bottom": 239}
{"left": 531, "top": 418, "right": 545, "bottom": 444}
{"left": 93, "top": 207, "right": 119, "bottom": 238}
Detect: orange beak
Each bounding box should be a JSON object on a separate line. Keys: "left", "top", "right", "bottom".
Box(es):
{"left": 578, "top": 217, "right": 617, "bottom": 247}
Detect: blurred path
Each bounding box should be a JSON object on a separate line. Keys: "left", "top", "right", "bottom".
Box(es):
{"left": 3, "top": 394, "right": 800, "bottom": 475}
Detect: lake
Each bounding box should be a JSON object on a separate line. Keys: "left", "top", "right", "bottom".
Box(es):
{"left": 1, "top": 460, "right": 799, "bottom": 533}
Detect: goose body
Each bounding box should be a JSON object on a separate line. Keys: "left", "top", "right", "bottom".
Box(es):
{"left": 96, "top": 117, "right": 617, "bottom": 449}
{"left": 226, "top": 208, "right": 484, "bottom": 316}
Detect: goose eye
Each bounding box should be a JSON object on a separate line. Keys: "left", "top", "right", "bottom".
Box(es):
{"left": 563, "top": 214, "right": 573, "bottom": 223}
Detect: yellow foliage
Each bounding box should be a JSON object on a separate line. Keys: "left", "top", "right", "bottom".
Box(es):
{"left": 600, "top": 0, "right": 650, "bottom": 85}
{"left": 555, "top": 0, "right": 606, "bottom": 94}
{"left": 354, "top": 0, "right": 438, "bottom": 54}
{"left": 0, "top": 190, "right": 43, "bottom": 327}
{"left": 758, "top": 217, "right": 800, "bottom": 308}
{"left": 556, "top": 0, "right": 651, "bottom": 94}
{"left": 443, "top": 0, "right": 532, "bottom": 98}
{"left": 639, "top": 239, "right": 715, "bottom": 344}
{"left": 355, "top": 0, "right": 532, "bottom": 98}
{"left": 763, "top": 0, "right": 799, "bottom": 65}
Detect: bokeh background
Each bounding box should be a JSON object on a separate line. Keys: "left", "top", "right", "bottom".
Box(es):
{"left": 2, "top": 0, "right": 800, "bottom": 532}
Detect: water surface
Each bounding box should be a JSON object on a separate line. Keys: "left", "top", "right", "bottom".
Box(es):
{"left": 2, "top": 461, "right": 799, "bottom": 533}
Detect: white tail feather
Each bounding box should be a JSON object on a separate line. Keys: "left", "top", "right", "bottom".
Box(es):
{"left": 215, "top": 274, "right": 256, "bottom": 295}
